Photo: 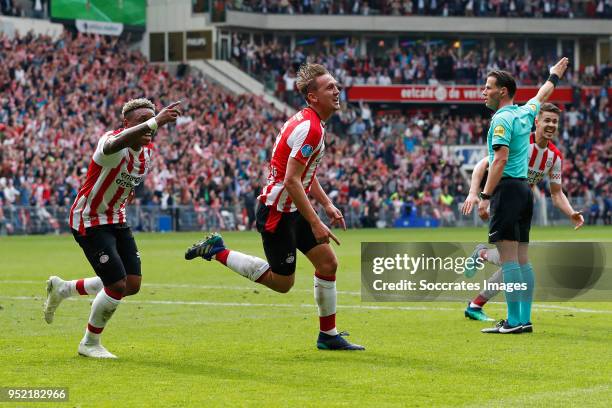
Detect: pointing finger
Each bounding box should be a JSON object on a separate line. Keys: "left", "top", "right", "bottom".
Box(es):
{"left": 329, "top": 231, "right": 340, "bottom": 246}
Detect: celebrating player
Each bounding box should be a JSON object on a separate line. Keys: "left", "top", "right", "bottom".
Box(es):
{"left": 185, "top": 63, "right": 364, "bottom": 350}
{"left": 462, "top": 102, "right": 584, "bottom": 322}
{"left": 472, "top": 58, "right": 569, "bottom": 334}
{"left": 43, "top": 99, "right": 181, "bottom": 358}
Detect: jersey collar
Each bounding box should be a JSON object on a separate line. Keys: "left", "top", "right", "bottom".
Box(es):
{"left": 531, "top": 132, "right": 552, "bottom": 150}
{"left": 494, "top": 104, "right": 516, "bottom": 116}
{"left": 305, "top": 106, "right": 326, "bottom": 127}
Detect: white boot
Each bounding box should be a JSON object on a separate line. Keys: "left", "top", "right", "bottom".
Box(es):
{"left": 77, "top": 341, "right": 117, "bottom": 359}
{"left": 43, "top": 276, "right": 68, "bottom": 324}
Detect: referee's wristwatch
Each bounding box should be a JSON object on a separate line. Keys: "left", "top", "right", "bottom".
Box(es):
{"left": 479, "top": 192, "right": 492, "bottom": 200}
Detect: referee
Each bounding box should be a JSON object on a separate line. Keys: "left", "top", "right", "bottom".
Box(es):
{"left": 478, "top": 58, "right": 569, "bottom": 334}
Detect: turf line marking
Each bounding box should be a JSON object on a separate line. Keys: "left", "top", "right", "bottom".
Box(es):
{"left": 1, "top": 281, "right": 610, "bottom": 313}
{"left": 0, "top": 295, "right": 453, "bottom": 311}
{"left": 2, "top": 295, "right": 611, "bottom": 313}
{"left": 0, "top": 280, "right": 359, "bottom": 295}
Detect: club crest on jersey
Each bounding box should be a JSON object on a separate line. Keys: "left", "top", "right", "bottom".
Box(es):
{"left": 493, "top": 125, "right": 505, "bottom": 138}
{"left": 301, "top": 144, "right": 314, "bottom": 158}
{"left": 529, "top": 104, "right": 537, "bottom": 112}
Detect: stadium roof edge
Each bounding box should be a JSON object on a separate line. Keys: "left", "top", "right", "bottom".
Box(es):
{"left": 224, "top": 11, "right": 612, "bottom": 36}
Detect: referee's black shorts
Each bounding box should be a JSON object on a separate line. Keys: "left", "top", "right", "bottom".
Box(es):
{"left": 255, "top": 204, "right": 318, "bottom": 276}
{"left": 488, "top": 177, "right": 533, "bottom": 243}
{"left": 72, "top": 223, "right": 141, "bottom": 286}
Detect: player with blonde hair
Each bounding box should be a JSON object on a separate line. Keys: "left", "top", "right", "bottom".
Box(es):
{"left": 186, "top": 64, "right": 365, "bottom": 350}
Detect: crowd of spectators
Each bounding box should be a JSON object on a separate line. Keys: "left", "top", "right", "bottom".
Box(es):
{"left": 228, "top": 0, "right": 612, "bottom": 19}
{"left": 0, "top": 32, "right": 610, "bottom": 234}
{"left": 230, "top": 37, "right": 611, "bottom": 108}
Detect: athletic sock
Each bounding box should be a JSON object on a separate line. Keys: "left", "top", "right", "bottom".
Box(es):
{"left": 82, "top": 287, "right": 122, "bottom": 345}
{"left": 501, "top": 261, "right": 522, "bottom": 327}
{"left": 314, "top": 272, "right": 337, "bottom": 336}
{"left": 215, "top": 249, "right": 269, "bottom": 282}
{"left": 469, "top": 295, "right": 488, "bottom": 309}
{"left": 470, "top": 267, "right": 504, "bottom": 308}
{"left": 485, "top": 248, "right": 501, "bottom": 266}
{"left": 475, "top": 267, "right": 503, "bottom": 306}
{"left": 519, "top": 263, "right": 535, "bottom": 325}
{"left": 66, "top": 277, "right": 103, "bottom": 297}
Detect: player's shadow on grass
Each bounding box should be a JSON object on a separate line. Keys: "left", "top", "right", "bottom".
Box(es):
{"left": 280, "top": 350, "right": 565, "bottom": 381}
{"left": 276, "top": 351, "right": 467, "bottom": 373}
{"left": 126, "top": 357, "right": 274, "bottom": 381}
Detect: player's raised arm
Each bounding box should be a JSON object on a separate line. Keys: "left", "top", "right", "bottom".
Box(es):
{"left": 462, "top": 157, "right": 489, "bottom": 215}
{"left": 104, "top": 101, "right": 181, "bottom": 155}
{"left": 533, "top": 57, "right": 569, "bottom": 104}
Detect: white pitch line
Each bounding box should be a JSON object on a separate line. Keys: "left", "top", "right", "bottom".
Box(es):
{"left": 0, "top": 295, "right": 611, "bottom": 314}
{"left": 0, "top": 280, "right": 359, "bottom": 295}
{"left": 1, "top": 281, "right": 610, "bottom": 314}
{"left": 0, "top": 296, "right": 452, "bottom": 311}
{"left": 476, "top": 301, "right": 612, "bottom": 314}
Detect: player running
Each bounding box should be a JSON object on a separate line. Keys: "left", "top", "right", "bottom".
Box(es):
{"left": 471, "top": 58, "right": 569, "bottom": 334}
{"left": 43, "top": 99, "right": 181, "bottom": 358}
{"left": 462, "top": 102, "right": 584, "bottom": 322}
{"left": 185, "top": 63, "right": 364, "bottom": 350}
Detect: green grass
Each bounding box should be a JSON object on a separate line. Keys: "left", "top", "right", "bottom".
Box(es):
{"left": 51, "top": 0, "right": 146, "bottom": 26}
{"left": 0, "top": 227, "right": 611, "bottom": 407}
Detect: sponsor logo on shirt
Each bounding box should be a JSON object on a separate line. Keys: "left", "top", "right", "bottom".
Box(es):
{"left": 301, "top": 144, "right": 314, "bottom": 158}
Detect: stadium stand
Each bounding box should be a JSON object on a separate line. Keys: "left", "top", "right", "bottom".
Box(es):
{"left": 228, "top": 37, "right": 611, "bottom": 108}
{"left": 0, "top": 31, "right": 610, "bottom": 234}
{"left": 228, "top": 0, "right": 612, "bottom": 19}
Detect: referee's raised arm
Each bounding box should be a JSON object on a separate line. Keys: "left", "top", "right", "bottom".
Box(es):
{"left": 534, "top": 57, "right": 569, "bottom": 104}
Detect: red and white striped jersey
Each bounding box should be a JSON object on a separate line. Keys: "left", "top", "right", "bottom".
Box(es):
{"left": 527, "top": 133, "right": 562, "bottom": 186}
{"left": 69, "top": 129, "right": 154, "bottom": 234}
{"left": 258, "top": 107, "right": 326, "bottom": 212}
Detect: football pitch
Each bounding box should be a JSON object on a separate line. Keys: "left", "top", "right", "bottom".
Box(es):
{"left": 1, "top": 227, "right": 610, "bottom": 407}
